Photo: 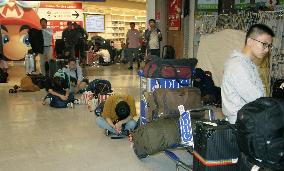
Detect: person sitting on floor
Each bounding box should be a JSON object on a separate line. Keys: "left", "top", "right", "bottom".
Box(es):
{"left": 193, "top": 68, "right": 221, "bottom": 106}
{"left": 63, "top": 57, "right": 88, "bottom": 94}
{"left": 96, "top": 94, "right": 137, "bottom": 138}
{"left": 44, "top": 69, "right": 75, "bottom": 108}
{"left": 93, "top": 43, "right": 111, "bottom": 64}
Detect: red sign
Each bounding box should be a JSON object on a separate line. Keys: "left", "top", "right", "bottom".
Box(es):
{"left": 168, "top": 0, "right": 182, "bottom": 31}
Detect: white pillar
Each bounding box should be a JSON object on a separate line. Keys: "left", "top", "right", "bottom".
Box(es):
{"left": 146, "top": 0, "right": 155, "bottom": 26}
{"left": 188, "top": 0, "right": 195, "bottom": 58}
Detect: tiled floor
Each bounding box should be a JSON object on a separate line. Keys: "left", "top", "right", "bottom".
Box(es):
{"left": 0, "top": 62, "right": 196, "bottom": 171}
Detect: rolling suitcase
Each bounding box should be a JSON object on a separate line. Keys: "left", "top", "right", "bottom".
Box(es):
{"left": 86, "top": 50, "right": 95, "bottom": 65}
{"left": 193, "top": 120, "right": 239, "bottom": 171}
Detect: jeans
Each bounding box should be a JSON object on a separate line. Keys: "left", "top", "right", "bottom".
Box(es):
{"left": 96, "top": 116, "right": 137, "bottom": 134}
{"left": 150, "top": 49, "right": 160, "bottom": 57}
{"left": 39, "top": 46, "right": 53, "bottom": 76}
{"left": 127, "top": 48, "right": 139, "bottom": 67}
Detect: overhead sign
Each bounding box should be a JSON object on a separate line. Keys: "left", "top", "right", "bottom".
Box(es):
{"left": 37, "top": 2, "right": 83, "bottom": 39}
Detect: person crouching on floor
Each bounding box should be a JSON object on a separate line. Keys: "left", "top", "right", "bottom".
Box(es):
{"left": 93, "top": 43, "right": 111, "bottom": 64}
{"left": 45, "top": 70, "right": 75, "bottom": 108}
{"left": 96, "top": 94, "right": 137, "bottom": 137}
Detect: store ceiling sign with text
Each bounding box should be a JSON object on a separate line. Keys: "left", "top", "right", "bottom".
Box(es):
{"left": 168, "top": 0, "right": 181, "bottom": 31}
{"left": 37, "top": 2, "right": 83, "bottom": 39}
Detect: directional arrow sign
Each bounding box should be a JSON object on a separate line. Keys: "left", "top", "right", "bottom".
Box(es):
{"left": 72, "top": 11, "right": 79, "bottom": 18}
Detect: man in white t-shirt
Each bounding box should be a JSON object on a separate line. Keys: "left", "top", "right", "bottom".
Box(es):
{"left": 39, "top": 18, "right": 53, "bottom": 76}
{"left": 126, "top": 22, "right": 141, "bottom": 70}
{"left": 144, "top": 19, "right": 162, "bottom": 57}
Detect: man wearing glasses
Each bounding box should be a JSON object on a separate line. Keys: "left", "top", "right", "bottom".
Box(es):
{"left": 221, "top": 24, "right": 274, "bottom": 124}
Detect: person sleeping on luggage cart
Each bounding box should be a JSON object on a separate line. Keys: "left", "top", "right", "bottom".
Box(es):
{"left": 44, "top": 70, "right": 75, "bottom": 108}
{"left": 93, "top": 42, "right": 111, "bottom": 65}
{"left": 63, "top": 57, "right": 88, "bottom": 94}
{"left": 96, "top": 94, "right": 137, "bottom": 138}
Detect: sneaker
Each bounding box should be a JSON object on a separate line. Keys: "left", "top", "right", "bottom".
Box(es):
{"left": 67, "top": 102, "right": 74, "bottom": 108}
{"left": 110, "top": 134, "right": 126, "bottom": 139}
{"left": 74, "top": 99, "right": 81, "bottom": 104}
{"left": 105, "top": 129, "right": 110, "bottom": 136}
{"left": 128, "top": 66, "right": 133, "bottom": 70}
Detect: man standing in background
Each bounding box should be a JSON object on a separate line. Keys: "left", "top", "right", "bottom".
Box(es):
{"left": 73, "top": 22, "right": 88, "bottom": 65}
{"left": 62, "top": 21, "right": 76, "bottom": 58}
{"left": 39, "top": 18, "right": 53, "bottom": 76}
{"left": 126, "top": 22, "right": 141, "bottom": 70}
{"left": 144, "top": 19, "right": 162, "bottom": 57}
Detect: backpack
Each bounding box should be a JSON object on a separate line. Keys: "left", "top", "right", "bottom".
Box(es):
{"left": 236, "top": 97, "right": 284, "bottom": 170}
{"left": 86, "top": 79, "right": 112, "bottom": 96}
{"left": 272, "top": 79, "right": 284, "bottom": 99}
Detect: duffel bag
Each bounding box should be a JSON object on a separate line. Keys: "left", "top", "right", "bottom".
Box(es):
{"left": 152, "top": 87, "right": 204, "bottom": 119}
{"left": 143, "top": 56, "right": 197, "bottom": 79}
{"left": 132, "top": 117, "right": 180, "bottom": 159}
{"left": 236, "top": 97, "right": 284, "bottom": 170}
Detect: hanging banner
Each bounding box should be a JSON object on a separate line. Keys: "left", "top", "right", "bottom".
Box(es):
{"left": 235, "top": 0, "right": 251, "bottom": 9}
{"left": 168, "top": 0, "right": 182, "bottom": 31}
{"left": 37, "top": 2, "right": 84, "bottom": 39}
{"left": 197, "top": 0, "right": 218, "bottom": 10}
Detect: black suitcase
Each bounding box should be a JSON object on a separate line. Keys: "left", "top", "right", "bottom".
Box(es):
{"left": 193, "top": 120, "right": 239, "bottom": 171}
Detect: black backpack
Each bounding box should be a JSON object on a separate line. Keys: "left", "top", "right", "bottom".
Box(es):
{"left": 86, "top": 79, "right": 112, "bottom": 96}
{"left": 272, "top": 79, "right": 284, "bottom": 99}
{"left": 236, "top": 97, "right": 284, "bottom": 170}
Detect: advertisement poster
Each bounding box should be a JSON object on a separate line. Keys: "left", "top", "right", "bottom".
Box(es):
{"left": 168, "top": 0, "right": 182, "bottom": 31}
{"left": 0, "top": 1, "right": 83, "bottom": 60}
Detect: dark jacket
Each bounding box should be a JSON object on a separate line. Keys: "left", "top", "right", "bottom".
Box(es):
{"left": 28, "top": 28, "right": 44, "bottom": 54}
{"left": 144, "top": 28, "right": 162, "bottom": 50}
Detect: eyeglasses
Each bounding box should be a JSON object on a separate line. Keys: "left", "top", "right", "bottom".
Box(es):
{"left": 250, "top": 37, "right": 273, "bottom": 50}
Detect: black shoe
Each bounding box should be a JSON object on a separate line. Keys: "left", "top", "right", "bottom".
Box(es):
{"left": 128, "top": 66, "right": 133, "bottom": 70}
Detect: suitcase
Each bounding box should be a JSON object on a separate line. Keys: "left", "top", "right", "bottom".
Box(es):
{"left": 193, "top": 120, "right": 239, "bottom": 171}
{"left": 86, "top": 50, "right": 95, "bottom": 65}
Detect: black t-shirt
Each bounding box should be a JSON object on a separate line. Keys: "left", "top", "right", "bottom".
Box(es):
{"left": 45, "top": 76, "right": 69, "bottom": 93}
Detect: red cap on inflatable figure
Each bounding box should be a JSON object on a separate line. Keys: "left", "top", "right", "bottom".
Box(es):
{"left": 0, "top": 2, "right": 40, "bottom": 29}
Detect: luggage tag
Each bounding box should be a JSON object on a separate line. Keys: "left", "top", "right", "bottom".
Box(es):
{"left": 178, "top": 105, "right": 194, "bottom": 147}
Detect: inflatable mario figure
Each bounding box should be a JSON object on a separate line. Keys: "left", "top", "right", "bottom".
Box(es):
{"left": 0, "top": 1, "right": 40, "bottom": 60}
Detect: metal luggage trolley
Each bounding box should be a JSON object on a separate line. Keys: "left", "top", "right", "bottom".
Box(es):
{"left": 138, "top": 70, "right": 217, "bottom": 171}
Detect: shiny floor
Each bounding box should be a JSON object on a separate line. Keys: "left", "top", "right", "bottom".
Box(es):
{"left": 0, "top": 62, "right": 194, "bottom": 171}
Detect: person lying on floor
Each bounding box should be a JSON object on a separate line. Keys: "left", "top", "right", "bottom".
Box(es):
{"left": 93, "top": 43, "right": 111, "bottom": 65}
{"left": 45, "top": 70, "right": 75, "bottom": 108}
{"left": 96, "top": 94, "right": 137, "bottom": 138}
{"left": 63, "top": 57, "right": 88, "bottom": 94}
